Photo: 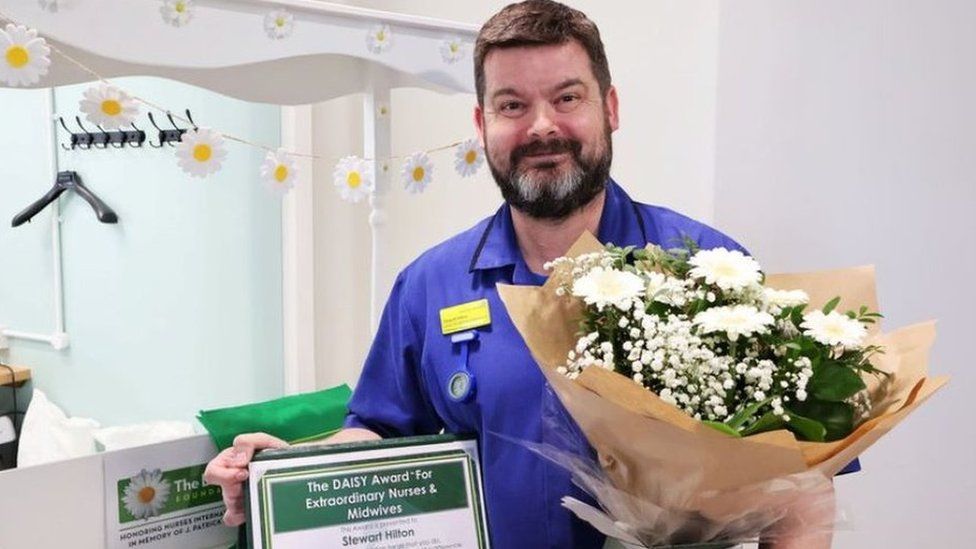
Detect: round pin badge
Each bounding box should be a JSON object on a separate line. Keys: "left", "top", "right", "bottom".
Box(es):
{"left": 447, "top": 370, "right": 475, "bottom": 402}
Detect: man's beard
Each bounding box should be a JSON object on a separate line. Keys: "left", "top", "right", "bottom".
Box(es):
{"left": 487, "top": 126, "right": 612, "bottom": 221}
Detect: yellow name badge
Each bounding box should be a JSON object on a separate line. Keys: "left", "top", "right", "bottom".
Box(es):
{"left": 439, "top": 299, "right": 491, "bottom": 335}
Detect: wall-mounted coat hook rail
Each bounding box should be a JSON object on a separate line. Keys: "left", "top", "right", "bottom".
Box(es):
{"left": 57, "top": 115, "right": 146, "bottom": 150}
{"left": 147, "top": 109, "right": 196, "bottom": 147}
{"left": 53, "top": 112, "right": 201, "bottom": 151}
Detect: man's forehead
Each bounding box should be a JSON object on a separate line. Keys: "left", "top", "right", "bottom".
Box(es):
{"left": 483, "top": 40, "right": 597, "bottom": 95}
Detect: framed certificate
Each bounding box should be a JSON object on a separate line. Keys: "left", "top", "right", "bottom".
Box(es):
{"left": 246, "top": 434, "right": 490, "bottom": 549}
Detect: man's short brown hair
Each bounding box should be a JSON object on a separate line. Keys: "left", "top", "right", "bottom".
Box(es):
{"left": 474, "top": 0, "right": 612, "bottom": 106}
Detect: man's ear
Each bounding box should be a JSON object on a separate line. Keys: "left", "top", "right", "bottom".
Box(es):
{"left": 474, "top": 104, "right": 486, "bottom": 147}
{"left": 605, "top": 85, "right": 620, "bottom": 132}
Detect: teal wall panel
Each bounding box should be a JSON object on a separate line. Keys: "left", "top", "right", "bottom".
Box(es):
{"left": 0, "top": 77, "right": 284, "bottom": 426}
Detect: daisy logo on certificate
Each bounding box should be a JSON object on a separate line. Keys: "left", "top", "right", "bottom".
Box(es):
{"left": 122, "top": 469, "right": 172, "bottom": 520}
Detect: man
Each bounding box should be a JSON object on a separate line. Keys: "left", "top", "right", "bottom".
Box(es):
{"left": 205, "top": 1, "right": 834, "bottom": 547}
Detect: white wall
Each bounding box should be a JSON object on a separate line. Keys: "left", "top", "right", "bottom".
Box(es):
{"left": 713, "top": 1, "right": 976, "bottom": 547}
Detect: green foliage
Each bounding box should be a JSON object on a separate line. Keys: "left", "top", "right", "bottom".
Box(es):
{"left": 703, "top": 421, "right": 742, "bottom": 437}
{"left": 808, "top": 362, "right": 867, "bottom": 401}
{"left": 787, "top": 399, "right": 855, "bottom": 442}
{"left": 781, "top": 412, "right": 827, "bottom": 442}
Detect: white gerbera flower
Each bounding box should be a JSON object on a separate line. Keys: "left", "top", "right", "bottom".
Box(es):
{"left": 260, "top": 149, "right": 297, "bottom": 195}
{"left": 454, "top": 138, "right": 484, "bottom": 178}
{"left": 763, "top": 288, "right": 809, "bottom": 308}
{"left": 79, "top": 84, "right": 139, "bottom": 130}
{"left": 122, "top": 469, "right": 171, "bottom": 520}
{"left": 800, "top": 310, "right": 867, "bottom": 348}
{"left": 160, "top": 0, "right": 194, "bottom": 28}
{"left": 175, "top": 128, "right": 227, "bottom": 178}
{"left": 366, "top": 24, "right": 392, "bottom": 54}
{"left": 644, "top": 271, "right": 687, "bottom": 306}
{"left": 333, "top": 156, "right": 373, "bottom": 203}
{"left": 440, "top": 37, "right": 465, "bottom": 64}
{"left": 264, "top": 9, "right": 294, "bottom": 40}
{"left": 0, "top": 24, "right": 51, "bottom": 87}
{"left": 572, "top": 267, "right": 645, "bottom": 310}
{"left": 401, "top": 152, "right": 433, "bottom": 194}
{"left": 693, "top": 305, "right": 775, "bottom": 341}
{"left": 688, "top": 248, "right": 762, "bottom": 292}
{"left": 38, "top": 0, "right": 61, "bottom": 13}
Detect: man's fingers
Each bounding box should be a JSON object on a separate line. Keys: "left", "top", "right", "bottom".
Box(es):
{"left": 204, "top": 451, "right": 245, "bottom": 486}
{"left": 205, "top": 433, "right": 289, "bottom": 529}
{"left": 223, "top": 509, "right": 246, "bottom": 527}
{"left": 231, "top": 433, "right": 289, "bottom": 462}
{"left": 219, "top": 479, "right": 243, "bottom": 500}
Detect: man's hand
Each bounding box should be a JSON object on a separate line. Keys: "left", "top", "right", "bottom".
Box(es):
{"left": 324, "top": 427, "right": 382, "bottom": 445}
{"left": 203, "top": 433, "right": 288, "bottom": 527}
{"left": 202, "top": 428, "right": 382, "bottom": 527}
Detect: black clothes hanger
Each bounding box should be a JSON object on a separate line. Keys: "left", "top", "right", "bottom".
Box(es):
{"left": 11, "top": 171, "right": 118, "bottom": 227}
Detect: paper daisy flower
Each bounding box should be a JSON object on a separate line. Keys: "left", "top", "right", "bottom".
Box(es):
{"left": 122, "top": 469, "right": 171, "bottom": 520}
{"left": 440, "top": 37, "right": 465, "bottom": 64}
{"left": 160, "top": 0, "right": 194, "bottom": 28}
{"left": 264, "top": 9, "right": 294, "bottom": 40}
{"left": 572, "top": 267, "right": 645, "bottom": 311}
{"left": 260, "top": 149, "right": 298, "bottom": 195}
{"left": 38, "top": 0, "right": 61, "bottom": 12}
{"left": 688, "top": 248, "right": 762, "bottom": 292}
{"left": 333, "top": 156, "right": 373, "bottom": 203}
{"left": 693, "top": 305, "right": 775, "bottom": 341}
{"left": 0, "top": 24, "right": 51, "bottom": 87}
{"left": 453, "top": 138, "right": 484, "bottom": 178}
{"left": 175, "top": 128, "right": 228, "bottom": 178}
{"left": 366, "top": 24, "right": 392, "bottom": 54}
{"left": 800, "top": 310, "right": 867, "bottom": 348}
{"left": 79, "top": 85, "right": 139, "bottom": 130}
{"left": 401, "top": 152, "right": 433, "bottom": 194}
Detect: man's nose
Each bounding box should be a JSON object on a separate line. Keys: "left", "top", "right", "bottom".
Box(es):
{"left": 526, "top": 103, "right": 560, "bottom": 139}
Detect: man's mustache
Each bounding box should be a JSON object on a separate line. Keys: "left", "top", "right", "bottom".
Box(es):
{"left": 510, "top": 138, "right": 583, "bottom": 167}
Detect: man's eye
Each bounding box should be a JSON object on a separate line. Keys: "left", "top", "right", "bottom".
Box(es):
{"left": 555, "top": 94, "right": 582, "bottom": 112}
{"left": 500, "top": 101, "right": 524, "bottom": 113}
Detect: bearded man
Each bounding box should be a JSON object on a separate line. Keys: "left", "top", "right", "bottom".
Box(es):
{"left": 206, "top": 2, "right": 836, "bottom": 547}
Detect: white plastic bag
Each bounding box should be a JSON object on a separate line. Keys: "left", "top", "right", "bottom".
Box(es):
{"left": 93, "top": 420, "right": 196, "bottom": 451}
{"left": 17, "top": 389, "right": 100, "bottom": 467}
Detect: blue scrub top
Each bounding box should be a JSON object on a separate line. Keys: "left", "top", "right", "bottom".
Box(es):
{"left": 344, "top": 180, "right": 848, "bottom": 548}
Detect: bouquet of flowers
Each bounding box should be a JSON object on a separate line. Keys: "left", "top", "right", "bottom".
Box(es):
{"left": 547, "top": 239, "right": 882, "bottom": 443}
{"left": 497, "top": 232, "right": 947, "bottom": 547}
